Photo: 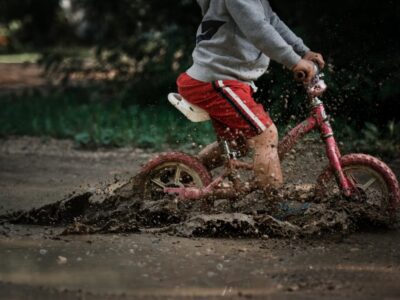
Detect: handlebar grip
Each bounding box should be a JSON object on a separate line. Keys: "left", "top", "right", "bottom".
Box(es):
{"left": 294, "top": 63, "right": 320, "bottom": 82}
{"left": 294, "top": 71, "right": 307, "bottom": 82}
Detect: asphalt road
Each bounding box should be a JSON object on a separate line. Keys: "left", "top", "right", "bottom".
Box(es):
{"left": 0, "top": 138, "right": 399, "bottom": 299}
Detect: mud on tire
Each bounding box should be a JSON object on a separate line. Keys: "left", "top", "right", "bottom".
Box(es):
{"left": 137, "top": 152, "right": 212, "bottom": 201}
{"left": 316, "top": 154, "right": 400, "bottom": 219}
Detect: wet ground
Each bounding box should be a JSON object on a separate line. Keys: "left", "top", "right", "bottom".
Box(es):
{"left": 1, "top": 137, "right": 400, "bottom": 299}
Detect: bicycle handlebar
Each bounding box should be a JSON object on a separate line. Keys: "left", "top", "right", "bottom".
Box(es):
{"left": 294, "top": 70, "right": 307, "bottom": 81}
{"left": 296, "top": 63, "right": 327, "bottom": 98}
{"left": 294, "top": 63, "right": 320, "bottom": 82}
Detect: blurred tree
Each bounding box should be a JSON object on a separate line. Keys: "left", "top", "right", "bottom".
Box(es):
{"left": 1, "top": 0, "right": 399, "bottom": 127}
{"left": 62, "top": 0, "right": 400, "bottom": 126}
{"left": 0, "top": 0, "right": 74, "bottom": 49}
{"left": 46, "top": 0, "right": 202, "bottom": 102}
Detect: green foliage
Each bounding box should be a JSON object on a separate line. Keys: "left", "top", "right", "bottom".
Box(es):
{"left": 29, "top": 0, "right": 399, "bottom": 127}
{"left": 338, "top": 121, "right": 400, "bottom": 158}
{"left": 0, "top": 0, "right": 399, "bottom": 154}
{"left": 0, "top": 90, "right": 215, "bottom": 149}
{"left": 0, "top": 53, "right": 40, "bottom": 63}
{"left": 1, "top": 88, "right": 399, "bottom": 157}
{"left": 37, "top": 0, "right": 199, "bottom": 103}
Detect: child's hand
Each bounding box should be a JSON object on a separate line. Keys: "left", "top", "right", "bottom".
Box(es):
{"left": 304, "top": 51, "right": 325, "bottom": 69}
{"left": 292, "top": 59, "right": 316, "bottom": 84}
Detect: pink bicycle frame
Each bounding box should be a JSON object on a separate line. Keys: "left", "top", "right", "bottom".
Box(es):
{"left": 278, "top": 97, "right": 353, "bottom": 196}
{"left": 165, "top": 69, "right": 355, "bottom": 200}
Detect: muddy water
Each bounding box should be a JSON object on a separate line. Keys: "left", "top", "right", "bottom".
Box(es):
{"left": 1, "top": 175, "right": 393, "bottom": 239}
{"left": 1, "top": 138, "right": 399, "bottom": 299}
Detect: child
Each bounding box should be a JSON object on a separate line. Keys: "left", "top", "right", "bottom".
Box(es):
{"left": 177, "top": 0, "right": 325, "bottom": 189}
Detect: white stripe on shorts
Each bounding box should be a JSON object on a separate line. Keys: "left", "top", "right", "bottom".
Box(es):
{"left": 217, "top": 80, "right": 267, "bottom": 132}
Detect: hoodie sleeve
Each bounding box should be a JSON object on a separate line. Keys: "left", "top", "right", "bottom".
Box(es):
{"left": 196, "top": 0, "right": 211, "bottom": 16}
{"left": 269, "top": 11, "right": 310, "bottom": 57}
{"left": 225, "top": 0, "right": 301, "bottom": 69}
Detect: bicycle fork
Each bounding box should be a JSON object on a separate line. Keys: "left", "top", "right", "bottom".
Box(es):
{"left": 312, "top": 98, "right": 354, "bottom": 196}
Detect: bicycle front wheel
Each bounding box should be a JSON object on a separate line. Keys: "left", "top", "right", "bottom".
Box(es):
{"left": 316, "top": 154, "right": 400, "bottom": 220}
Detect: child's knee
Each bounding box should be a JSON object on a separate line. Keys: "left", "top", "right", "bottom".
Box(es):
{"left": 266, "top": 124, "right": 278, "bottom": 141}
{"left": 248, "top": 123, "right": 279, "bottom": 148}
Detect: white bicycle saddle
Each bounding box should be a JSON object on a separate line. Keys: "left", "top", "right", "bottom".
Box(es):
{"left": 168, "top": 93, "right": 210, "bottom": 123}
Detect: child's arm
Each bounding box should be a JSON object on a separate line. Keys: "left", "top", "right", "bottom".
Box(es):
{"left": 268, "top": 5, "right": 325, "bottom": 68}
{"left": 225, "top": 0, "right": 302, "bottom": 69}
{"left": 269, "top": 12, "right": 310, "bottom": 57}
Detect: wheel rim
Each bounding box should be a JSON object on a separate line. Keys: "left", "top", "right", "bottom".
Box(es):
{"left": 324, "top": 165, "right": 390, "bottom": 210}
{"left": 143, "top": 162, "right": 205, "bottom": 200}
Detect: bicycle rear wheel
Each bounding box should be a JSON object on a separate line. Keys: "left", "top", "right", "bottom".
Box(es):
{"left": 139, "top": 152, "right": 212, "bottom": 201}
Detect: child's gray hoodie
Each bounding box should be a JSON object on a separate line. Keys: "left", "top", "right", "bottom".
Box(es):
{"left": 187, "top": 0, "right": 310, "bottom": 83}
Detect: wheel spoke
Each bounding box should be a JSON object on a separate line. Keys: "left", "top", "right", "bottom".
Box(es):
{"left": 359, "top": 177, "right": 377, "bottom": 191}
{"left": 174, "top": 165, "right": 183, "bottom": 186}
{"left": 144, "top": 160, "right": 207, "bottom": 201}
{"left": 347, "top": 173, "right": 358, "bottom": 185}
{"left": 151, "top": 178, "right": 166, "bottom": 189}
{"left": 318, "top": 162, "right": 391, "bottom": 211}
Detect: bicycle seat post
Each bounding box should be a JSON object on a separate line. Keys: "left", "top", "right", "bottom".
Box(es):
{"left": 221, "top": 140, "right": 237, "bottom": 161}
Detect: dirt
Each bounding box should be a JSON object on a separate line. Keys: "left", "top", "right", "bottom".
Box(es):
{"left": 1, "top": 137, "right": 400, "bottom": 299}
{"left": 0, "top": 63, "right": 46, "bottom": 92}
{"left": 2, "top": 180, "right": 390, "bottom": 239}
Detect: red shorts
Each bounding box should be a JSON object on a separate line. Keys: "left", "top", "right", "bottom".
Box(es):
{"left": 177, "top": 73, "right": 273, "bottom": 140}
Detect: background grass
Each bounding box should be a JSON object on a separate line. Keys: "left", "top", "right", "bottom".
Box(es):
{"left": 0, "top": 90, "right": 216, "bottom": 149}
{"left": 0, "top": 53, "right": 40, "bottom": 63}
{"left": 1, "top": 89, "right": 399, "bottom": 158}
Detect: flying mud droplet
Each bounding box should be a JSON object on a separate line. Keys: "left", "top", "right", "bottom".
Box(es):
{"left": 57, "top": 256, "right": 68, "bottom": 265}
{"left": 39, "top": 249, "right": 48, "bottom": 255}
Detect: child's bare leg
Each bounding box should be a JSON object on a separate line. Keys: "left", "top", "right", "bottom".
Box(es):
{"left": 198, "top": 142, "right": 224, "bottom": 170}
{"left": 198, "top": 138, "right": 249, "bottom": 170}
{"left": 248, "top": 124, "right": 283, "bottom": 189}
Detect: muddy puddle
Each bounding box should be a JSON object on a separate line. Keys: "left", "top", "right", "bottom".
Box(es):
{"left": 1, "top": 174, "right": 395, "bottom": 239}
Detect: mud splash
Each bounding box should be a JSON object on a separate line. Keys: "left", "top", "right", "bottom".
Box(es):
{"left": 0, "top": 176, "right": 394, "bottom": 238}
